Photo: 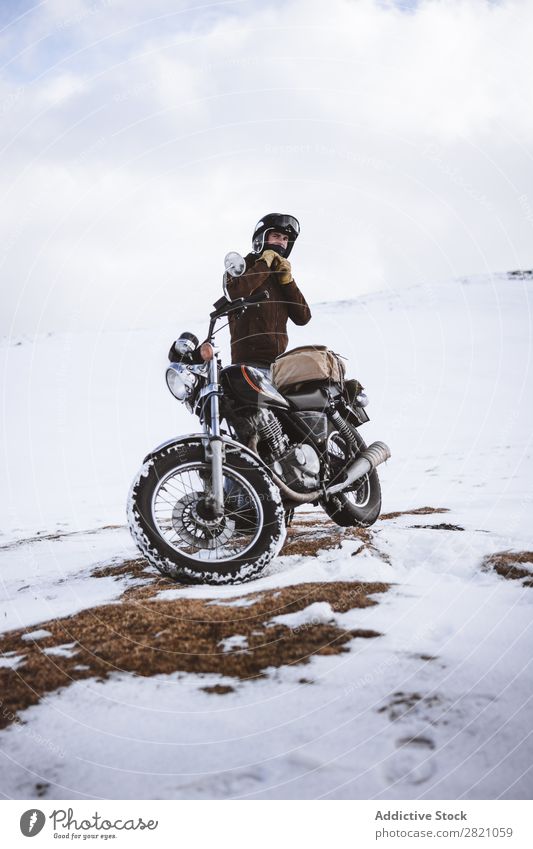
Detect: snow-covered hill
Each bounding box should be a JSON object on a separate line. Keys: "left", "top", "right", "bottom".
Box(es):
{"left": 1, "top": 271, "right": 532, "bottom": 799}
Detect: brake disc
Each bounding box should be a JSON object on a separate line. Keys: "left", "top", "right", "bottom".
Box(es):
{"left": 172, "top": 493, "right": 235, "bottom": 549}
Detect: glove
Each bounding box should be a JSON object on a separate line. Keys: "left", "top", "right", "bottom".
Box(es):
{"left": 276, "top": 258, "right": 293, "bottom": 285}
{"left": 259, "top": 249, "right": 281, "bottom": 268}
{"left": 259, "top": 250, "right": 293, "bottom": 284}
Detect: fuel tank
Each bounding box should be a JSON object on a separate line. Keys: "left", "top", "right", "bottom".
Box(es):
{"left": 220, "top": 365, "right": 290, "bottom": 410}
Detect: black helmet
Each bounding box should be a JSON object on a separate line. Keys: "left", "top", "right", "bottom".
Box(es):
{"left": 252, "top": 213, "right": 300, "bottom": 258}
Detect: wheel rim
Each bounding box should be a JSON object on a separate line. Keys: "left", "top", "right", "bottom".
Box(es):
{"left": 326, "top": 431, "right": 371, "bottom": 509}
{"left": 151, "top": 462, "right": 264, "bottom": 563}
{"left": 344, "top": 476, "right": 371, "bottom": 508}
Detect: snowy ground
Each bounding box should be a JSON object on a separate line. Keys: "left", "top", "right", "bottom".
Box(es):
{"left": 1, "top": 271, "right": 532, "bottom": 799}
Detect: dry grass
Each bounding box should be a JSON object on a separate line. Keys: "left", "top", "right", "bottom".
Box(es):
{"left": 481, "top": 551, "right": 533, "bottom": 587}
{"left": 4, "top": 505, "right": 476, "bottom": 732}
{"left": 0, "top": 511, "right": 416, "bottom": 728}
{"left": 0, "top": 524, "right": 123, "bottom": 552}
{"left": 201, "top": 684, "right": 235, "bottom": 695}
{"left": 90, "top": 558, "right": 174, "bottom": 601}
{"left": 281, "top": 520, "right": 371, "bottom": 557}
{"left": 380, "top": 507, "right": 450, "bottom": 520}
{"left": 0, "top": 579, "right": 388, "bottom": 728}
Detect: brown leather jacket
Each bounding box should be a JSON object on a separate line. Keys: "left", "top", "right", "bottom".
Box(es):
{"left": 226, "top": 252, "right": 311, "bottom": 366}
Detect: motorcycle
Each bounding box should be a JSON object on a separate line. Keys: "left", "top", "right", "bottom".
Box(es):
{"left": 127, "top": 252, "right": 391, "bottom": 584}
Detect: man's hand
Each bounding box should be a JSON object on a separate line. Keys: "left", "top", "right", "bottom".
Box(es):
{"left": 259, "top": 250, "right": 293, "bottom": 284}
{"left": 275, "top": 257, "right": 293, "bottom": 284}
{"left": 259, "top": 249, "right": 280, "bottom": 268}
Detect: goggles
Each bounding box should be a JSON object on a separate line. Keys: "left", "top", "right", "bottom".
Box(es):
{"left": 256, "top": 215, "right": 300, "bottom": 237}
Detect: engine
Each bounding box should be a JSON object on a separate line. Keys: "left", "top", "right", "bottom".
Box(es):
{"left": 254, "top": 409, "right": 321, "bottom": 493}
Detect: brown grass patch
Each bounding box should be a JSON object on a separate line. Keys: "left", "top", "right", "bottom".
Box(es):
{"left": 0, "top": 580, "right": 388, "bottom": 728}
{"left": 0, "top": 524, "right": 123, "bottom": 552}
{"left": 281, "top": 520, "right": 371, "bottom": 557}
{"left": 90, "top": 558, "right": 174, "bottom": 601}
{"left": 201, "top": 684, "right": 234, "bottom": 695}
{"left": 410, "top": 523, "right": 464, "bottom": 531}
{"left": 91, "top": 559, "right": 152, "bottom": 581}
{"left": 481, "top": 551, "right": 533, "bottom": 587}
{"left": 380, "top": 507, "right": 450, "bottom": 521}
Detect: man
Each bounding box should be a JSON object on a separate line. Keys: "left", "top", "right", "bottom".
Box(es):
{"left": 226, "top": 213, "right": 311, "bottom": 370}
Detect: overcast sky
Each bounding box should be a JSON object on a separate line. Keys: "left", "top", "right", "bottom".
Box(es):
{"left": 1, "top": 0, "right": 532, "bottom": 337}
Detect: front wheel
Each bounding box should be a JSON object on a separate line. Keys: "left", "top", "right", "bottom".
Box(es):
{"left": 127, "top": 440, "right": 286, "bottom": 584}
{"left": 320, "top": 423, "right": 382, "bottom": 527}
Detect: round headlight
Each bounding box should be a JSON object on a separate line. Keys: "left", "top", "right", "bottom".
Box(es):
{"left": 173, "top": 331, "right": 198, "bottom": 358}
{"left": 166, "top": 363, "right": 196, "bottom": 401}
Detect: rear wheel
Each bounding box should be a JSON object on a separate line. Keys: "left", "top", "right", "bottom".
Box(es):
{"left": 320, "top": 423, "right": 382, "bottom": 527}
{"left": 127, "top": 440, "right": 286, "bottom": 584}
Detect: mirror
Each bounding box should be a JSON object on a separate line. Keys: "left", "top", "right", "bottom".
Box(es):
{"left": 224, "top": 251, "right": 246, "bottom": 277}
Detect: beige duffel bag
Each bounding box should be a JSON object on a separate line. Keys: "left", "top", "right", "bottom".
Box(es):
{"left": 272, "top": 345, "right": 346, "bottom": 391}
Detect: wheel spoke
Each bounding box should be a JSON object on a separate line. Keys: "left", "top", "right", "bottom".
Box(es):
{"left": 151, "top": 461, "right": 263, "bottom": 563}
{"left": 326, "top": 429, "right": 371, "bottom": 509}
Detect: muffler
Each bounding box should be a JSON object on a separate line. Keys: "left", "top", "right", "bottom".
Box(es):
{"left": 325, "top": 441, "right": 391, "bottom": 496}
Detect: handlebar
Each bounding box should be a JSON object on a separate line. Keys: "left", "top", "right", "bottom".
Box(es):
{"left": 246, "top": 289, "right": 270, "bottom": 306}
{"left": 209, "top": 290, "right": 270, "bottom": 320}
{"left": 170, "top": 291, "right": 271, "bottom": 362}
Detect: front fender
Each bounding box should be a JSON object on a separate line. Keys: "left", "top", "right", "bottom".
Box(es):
{"left": 142, "top": 432, "right": 205, "bottom": 463}
{"left": 142, "top": 433, "right": 273, "bottom": 477}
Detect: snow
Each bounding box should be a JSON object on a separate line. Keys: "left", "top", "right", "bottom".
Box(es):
{"left": 21, "top": 629, "right": 52, "bottom": 641}
{"left": 218, "top": 635, "right": 249, "bottom": 652}
{"left": 0, "top": 654, "right": 26, "bottom": 669}
{"left": 42, "top": 643, "right": 78, "bottom": 658}
{"left": 0, "top": 271, "right": 532, "bottom": 799}
{"left": 270, "top": 601, "right": 337, "bottom": 629}
{"left": 208, "top": 596, "right": 259, "bottom": 608}
{"left": 0, "top": 526, "right": 138, "bottom": 632}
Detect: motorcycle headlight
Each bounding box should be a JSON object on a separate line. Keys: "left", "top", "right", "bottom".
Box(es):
{"left": 172, "top": 331, "right": 198, "bottom": 359}
{"left": 166, "top": 363, "right": 197, "bottom": 401}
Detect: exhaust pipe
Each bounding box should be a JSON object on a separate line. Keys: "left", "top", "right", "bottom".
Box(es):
{"left": 325, "top": 441, "right": 391, "bottom": 496}
{"left": 270, "top": 473, "right": 321, "bottom": 505}
{"left": 270, "top": 440, "right": 391, "bottom": 504}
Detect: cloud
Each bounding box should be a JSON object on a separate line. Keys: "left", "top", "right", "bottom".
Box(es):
{"left": 1, "top": 0, "right": 532, "bottom": 337}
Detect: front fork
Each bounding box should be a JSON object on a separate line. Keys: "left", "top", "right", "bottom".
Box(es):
{"left": 203, "top": 355, "right": 225, "bottom": 518}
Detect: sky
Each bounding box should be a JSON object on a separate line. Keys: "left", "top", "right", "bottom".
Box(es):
{"left": 1, "top": 0, "right": 532, "bottom": 337}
